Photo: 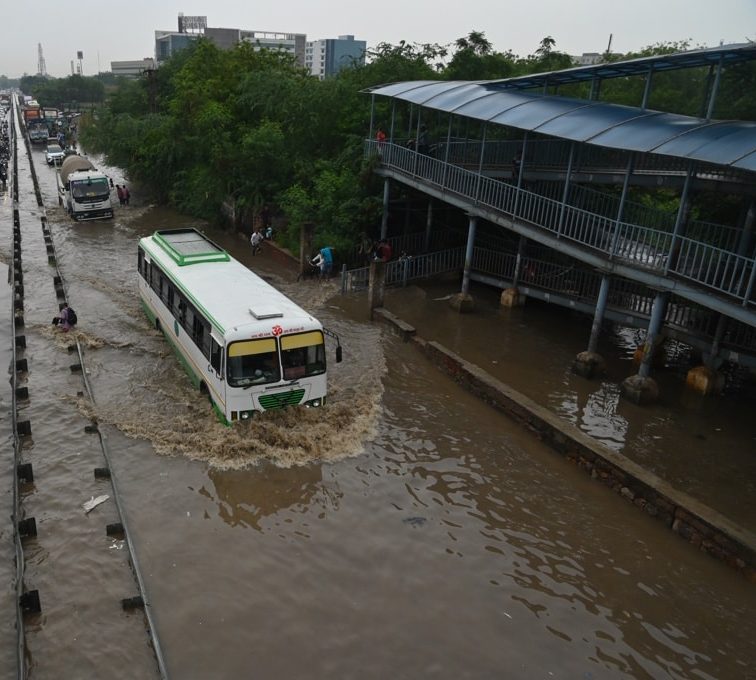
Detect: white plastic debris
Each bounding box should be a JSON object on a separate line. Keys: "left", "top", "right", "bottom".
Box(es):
{"left": 83, "top": 494, "right": 109, "bottom": 514}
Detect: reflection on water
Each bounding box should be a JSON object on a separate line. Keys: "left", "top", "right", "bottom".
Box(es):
{"left": 202, "top": 464, "right": 342, "bottom": 530}
{"left": 383, "top": 281, "right": 756, "bottom": 526}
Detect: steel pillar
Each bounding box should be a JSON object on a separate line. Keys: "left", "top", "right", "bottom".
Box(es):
{"left": 556, "top": 142, "right": 575, "bottom": 237}
{"left": 512, "top": 132, "right": 528, "bottom": 219}
{"left": 665, "top": 164, "right": 694, "bottom": 274}
{"left": 588, "top": 275, "right": 611, "bottom": 354}
{"left": 380, "top": 178, "right": 390, "bottom": 240}
{"left": 461, "top": 215, "right": 478, "bottom": 296}
{"left": 474, "top": 123, "right": 487, "bottom": 203}
{"left": 424, "top": 199, "right": 433, "bottom": 252}
{"left": 609, "top": 153, "right": 635, "bottom": 256}
{"left": 638, "top": 291, "right": 669, "bottom": 379}
{"left": 512, "top": 236, "right": 527, "bottom": 287}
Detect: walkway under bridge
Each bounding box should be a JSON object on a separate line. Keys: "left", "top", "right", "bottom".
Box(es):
{"left": 341, "top": 243, "right": 756, "bottom": 371}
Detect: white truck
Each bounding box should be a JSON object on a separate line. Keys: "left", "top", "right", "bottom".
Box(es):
{"left": 57, "top": 155, "right": 113, "bottom": 221}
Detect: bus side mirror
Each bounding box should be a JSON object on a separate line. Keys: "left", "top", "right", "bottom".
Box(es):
{"left": 336, "top": 346, "right": 343, "bottom": 363}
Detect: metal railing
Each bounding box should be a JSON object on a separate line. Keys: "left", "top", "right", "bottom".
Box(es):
{"left": 341, "top": 247, "right": 464, "bottom": 293}
{"left": 366, "top": 140, "right": 756, "bottom": 308}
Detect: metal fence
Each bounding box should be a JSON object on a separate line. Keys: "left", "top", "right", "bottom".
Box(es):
{"left": 366, "top": 140, "right": 756, "bottom": 308}
{"left": 341, "top": 247, "right": 464, "bottom": 293}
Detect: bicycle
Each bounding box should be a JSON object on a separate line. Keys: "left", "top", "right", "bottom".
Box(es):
{"left": 297, "top": 261, "right": 331, "bottom": 282}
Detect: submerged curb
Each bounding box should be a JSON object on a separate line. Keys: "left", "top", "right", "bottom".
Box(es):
{"left": 372, "top": 307, "right": 756, "bottom": 582}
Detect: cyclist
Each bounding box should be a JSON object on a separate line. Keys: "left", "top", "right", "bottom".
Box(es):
{"left": 311, "top": 246, "right": 334, "bottom": 278}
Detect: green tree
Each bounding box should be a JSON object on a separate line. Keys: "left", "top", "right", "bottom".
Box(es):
{"left": 445, "top": 31, "right": 517, "bottom": 80}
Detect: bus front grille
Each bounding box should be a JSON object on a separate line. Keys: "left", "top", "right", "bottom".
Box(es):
{"left": 259, "top": 389, "right": 306, "bottom": 410}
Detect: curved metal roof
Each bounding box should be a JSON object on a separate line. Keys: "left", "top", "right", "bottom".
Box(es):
{"left": 486, "top": 42, "right": 756, "bottom": 90}
{"left": 367, "top": 80, "right": 756, "bottom": 172}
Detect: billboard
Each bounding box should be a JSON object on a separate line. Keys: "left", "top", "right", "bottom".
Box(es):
{"left": 178, "top": 15, "right": 206, "bottom": 33}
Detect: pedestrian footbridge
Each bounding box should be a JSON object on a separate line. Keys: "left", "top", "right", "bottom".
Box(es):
{"left": 360, "top": 44, "right": 756, "bottom": 399}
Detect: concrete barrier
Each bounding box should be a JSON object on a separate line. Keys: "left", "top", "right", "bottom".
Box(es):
{"left": 373, "top": 307, "right": 756, "bottom": 582}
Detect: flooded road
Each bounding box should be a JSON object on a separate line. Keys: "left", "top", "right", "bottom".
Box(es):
{"left": 3, "top": 139, "right": 755, "bottom": 679}
{"left": 382, "top": 283, "right": 756, "bottom": 527}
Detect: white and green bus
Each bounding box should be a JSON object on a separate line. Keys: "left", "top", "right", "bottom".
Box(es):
{"left": 137, "top": 228, "right": 341, "bottom": 424}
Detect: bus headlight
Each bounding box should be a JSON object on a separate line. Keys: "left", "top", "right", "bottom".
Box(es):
{"left": 305, "top": 398, "right": 322, "bottom": 408}
{"left": 240, "top": 410, "right": 254, "bottom": 420}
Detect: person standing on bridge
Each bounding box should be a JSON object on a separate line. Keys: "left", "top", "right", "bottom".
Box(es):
{"left": 123, "top": 185, "right": 131, "bottom": 206}
{"left": 116, "top": 185, "right": 125, "bottom": 206}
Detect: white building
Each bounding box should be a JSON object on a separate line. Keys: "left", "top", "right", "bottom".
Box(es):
{"left": 111, "top": 58, "right": 156, "bottom": 77}
{"left": 574, "top": 52, "right": 604, "bottom": 66}
{"left": 205, "top": 28, "right": 306, "bottom": 66}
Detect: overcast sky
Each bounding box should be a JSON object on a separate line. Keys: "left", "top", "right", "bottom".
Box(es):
{"left": 1, "top": 0, "right": 754, "bottom": 78}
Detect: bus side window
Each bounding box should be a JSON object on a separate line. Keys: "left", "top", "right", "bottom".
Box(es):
{"left": 177, "top": 298, "right": 187, "bottom": 325}
{"left": 138, "top": 248, "right": 144, "bottom": 277}
{"left": 151, "top": 266, "right": 160, "bottom": 294}
{"left": 192, "top": 314, "right": 206, "bottom": 355}
{"left": 210, "top": 336, "right": 222, "bottom": 375}
{"left": 167, "top": 285, "right": 174, "bottom": 311}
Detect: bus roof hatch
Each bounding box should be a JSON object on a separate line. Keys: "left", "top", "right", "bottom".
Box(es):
{"left": 249, "top": 305, "right": 283, "bottom": 320}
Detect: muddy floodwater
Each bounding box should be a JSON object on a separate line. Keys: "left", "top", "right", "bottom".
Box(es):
{"left": 1, "top": 144, "right": 755, "bottom": 679}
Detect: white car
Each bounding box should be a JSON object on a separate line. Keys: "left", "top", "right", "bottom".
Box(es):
{"left": 46, "top": 143, "right": 65, "bottom": 165}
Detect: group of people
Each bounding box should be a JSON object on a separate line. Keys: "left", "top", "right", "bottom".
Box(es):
{"left": 115, "top": 184, "right": 130, "bottom": 206}
{"left": 359, "top": 236, "right": 393, "bottom": 263}
{"left": 249, "top": 226, "right": 274, "bottom": 255}
{"left": 249, "top": 204, "right": 274, "bottom": 255}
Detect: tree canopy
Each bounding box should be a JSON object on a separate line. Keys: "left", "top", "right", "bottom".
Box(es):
{"left": 76, "top": 33, "right": 755, "bottom": 255}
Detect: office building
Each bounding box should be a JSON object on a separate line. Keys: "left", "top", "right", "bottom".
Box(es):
{"left": 305, "top": 35, "right": 366, "bottom": 79}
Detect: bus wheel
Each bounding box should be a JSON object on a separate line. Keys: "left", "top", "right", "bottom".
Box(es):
{"left": 155, "top": 318, "right": 161, "bottom": 332}
{"left": 199, "top": 382, "right": 210, "bottom": 399}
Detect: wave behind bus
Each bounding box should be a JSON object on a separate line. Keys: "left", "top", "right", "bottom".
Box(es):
{"left": 137, "top": 228, "right": 342, "bottom": 424}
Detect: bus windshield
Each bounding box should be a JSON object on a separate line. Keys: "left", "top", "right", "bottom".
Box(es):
{"left": 227, "top": 338, "right": 281, "bottom": 387}
{"left": 71, "top": 178, "right": 110, "bottom": 202}
{"left": 280, "top": 331, "right": 326, "bottom": 380}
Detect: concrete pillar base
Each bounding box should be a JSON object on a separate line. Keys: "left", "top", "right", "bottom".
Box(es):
{"left": 448, "top": 292, "right": 475, "bottom": 313}
{"left": 686, "top": 365, "right": 724, "bottom": 396}
{"left": 500, "top": 287, "right": 523, "bottom": 308}
{"left": 620, "top": 374, "right": 659, "bottom": 405}
{"left": 632, "top": 343, "right": 665, "bottom": 368}
{"left": 573, "top": 351, "right": 606, "bottom": 379}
